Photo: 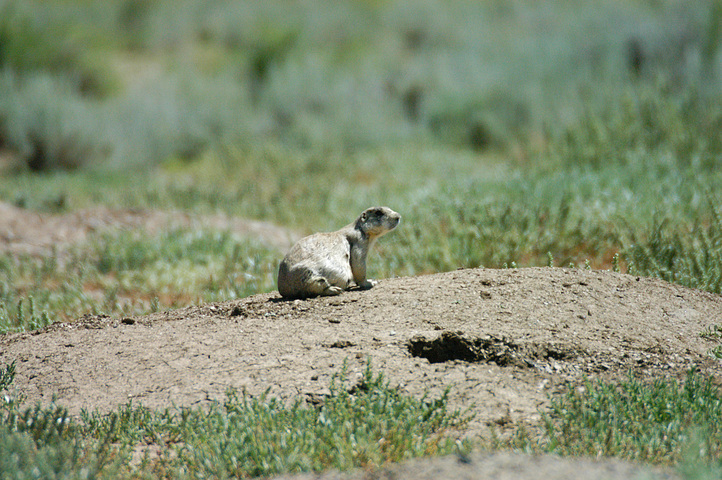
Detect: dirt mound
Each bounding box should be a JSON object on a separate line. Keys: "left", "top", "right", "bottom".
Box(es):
{"left": 1, "top": 266, "right": 720, "bottom": 479}
{"left": 2, "top": 267, "right": 719, "bottom": 422}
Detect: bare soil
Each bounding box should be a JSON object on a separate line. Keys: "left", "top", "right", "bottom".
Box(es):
{"left": 0, "top": 201, "right": 295, "bottom": 257}
{"left": 1, "top": 204, "right": 721, "bottom": 479}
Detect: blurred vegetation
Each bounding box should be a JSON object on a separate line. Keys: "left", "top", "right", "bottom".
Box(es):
{"left": 0, "top": 0, "right": 719, "bottom": 170}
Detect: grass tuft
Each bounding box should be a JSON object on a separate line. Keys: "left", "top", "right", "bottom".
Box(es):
{"left": 0, "top": 361, "right": 15, "bottom": 393}
{"left": 624, "top": 204, "right": 722, "bottom": 294}
{"left": 172, "top": 362, "right": 468, "bottom": 477}
{"left": 541, "top": 369, "right": 722, "bottom": 466}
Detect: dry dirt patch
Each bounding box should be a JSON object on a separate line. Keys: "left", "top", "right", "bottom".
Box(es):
{"left": 271, "top": 451, "right": 680, "bottom": 480}
{"left": 1, "top": 266, "right": 720, "bottom": 479}
{"left": 0, "top": 201, "right": 295, "bottom": 258}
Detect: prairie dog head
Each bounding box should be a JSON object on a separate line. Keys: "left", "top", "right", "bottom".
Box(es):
{"left": 356, "top": 207, "right": 401, "bottom": 239}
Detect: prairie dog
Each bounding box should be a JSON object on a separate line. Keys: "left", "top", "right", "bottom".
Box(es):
{"left": 277, "top": 207, "right": 401, "bottom": 299}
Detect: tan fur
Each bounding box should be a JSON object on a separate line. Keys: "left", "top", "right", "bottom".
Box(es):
{"left": 277, "top": 207, "right": 401, "bottom": 299}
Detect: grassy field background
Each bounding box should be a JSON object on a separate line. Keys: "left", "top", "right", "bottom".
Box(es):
{"left": 1, "top": 0, "right": 722, "bottom": 477}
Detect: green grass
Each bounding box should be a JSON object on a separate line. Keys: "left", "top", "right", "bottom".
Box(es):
{"left": 0, "top": 229, "right": 278, "bottom": 331}
{"left": 489, "top": 369, "right": 722, "bottom": 477}
{"left": 0, "top": 362, "right": 469, "bottom": 479}
{"left": 542, "top": 370, "right": 722, "bottom": 465}
{"left": 700, "top": 323, "right": 722, "bottom": 360}
{"left": 166, "top": 366, "right": 467, "bottom": 477}
{"left": 0, "top": 360, "right": 123, "bottom": 478}
{"left": 0, "top": 361, "right": 15, "bottom": 392}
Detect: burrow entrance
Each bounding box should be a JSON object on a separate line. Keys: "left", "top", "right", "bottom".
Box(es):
{"left": 407, "top": 330, "right": 577, "bottom": 367}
